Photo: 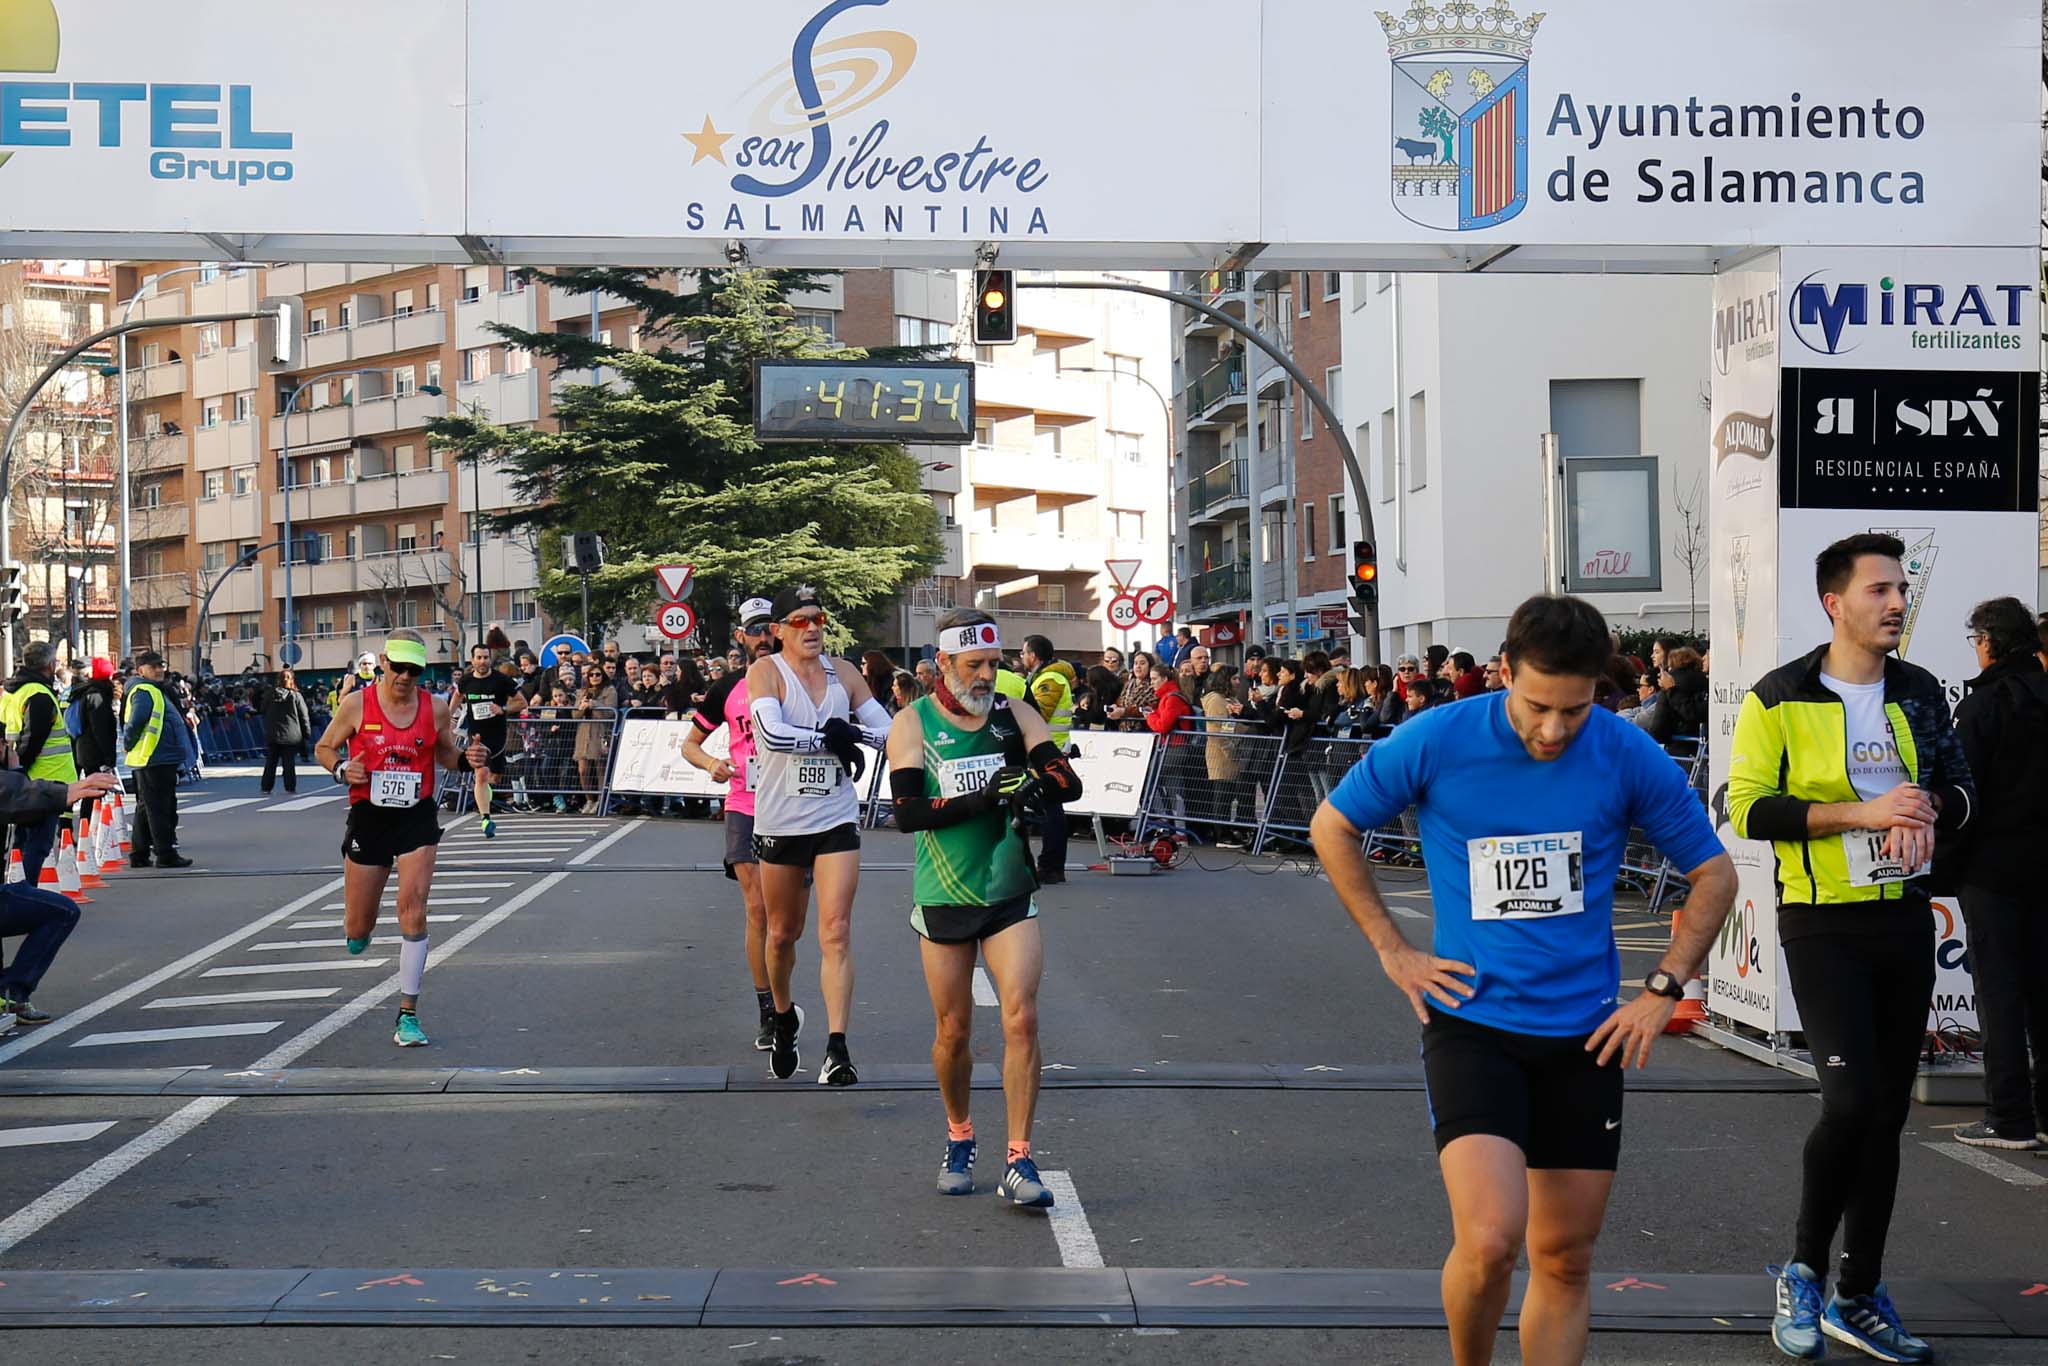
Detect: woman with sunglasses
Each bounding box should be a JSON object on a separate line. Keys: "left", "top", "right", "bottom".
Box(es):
{"left": 313, "top": 629, "right": 488, "bottom": 1049}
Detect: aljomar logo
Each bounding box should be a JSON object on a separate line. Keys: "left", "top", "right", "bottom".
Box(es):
{"left": 683, "top": 0, "right": 1051, "bottom": 236}
{"left": 0, "top": 0, "right": 295, "bottom": 185}
{"left": 1380, "top": 0, "right": 1537, "bottom": 232}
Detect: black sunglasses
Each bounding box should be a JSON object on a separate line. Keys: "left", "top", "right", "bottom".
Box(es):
{"left": 740, "top": 624, "right": 771, "bottom": 637}
{"left": 387, "top": 662, "right": 423, "bottom": 678}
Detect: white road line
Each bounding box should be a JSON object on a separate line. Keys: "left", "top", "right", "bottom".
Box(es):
{"left": 143, "top": 988, "right": 342, "bottom": 1010}
{"left": 1038, "top": 1171, "right": 1104, "bottom": 1268}
{"left": 292, "top": 915, "right": 464, "bottom": 930}
{"left": 315, "top": 897, "right": 491, "bottom": 911}
{"left": 1389, "top": 905, "right": 1426, "bottom": 921}
{"left": 180, "top": 798, "right": 265, "bottom": 815}
{"left": 0, "top": 1122, "right": 118, "bottom": 1149}
{"left": 0, "top": 877, "right": 344, "bottom": 1064}
{"left": 437, "top": 857, "right": 556, "bottom": 866}
{"left": 71, "top": 1022, "right": 283, "bottom": 1049}
{"left": 1922, "top": 1141, "right": 2047, "bottom": 1188}
{"left": 972, "top": 966, "right": 998, "bottom": 1008}
{"left": 440, "top": 841, "right": 584, "bottom": 850}
{"left": 248, "top": 938, "right": 408, "bottom": 952}
{"left": 263, "top": 792, "right": 351, "bottom": 812}
{"left": 0, "top": 817, "right": 646, "bottom": 1259}
{"left": 201, "top": 960, "right": 389, "bottom": 978}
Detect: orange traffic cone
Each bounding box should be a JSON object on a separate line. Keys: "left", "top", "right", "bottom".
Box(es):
{"left": 75, "top": 820, "right": 105, "bottom": 890}
{"left": 113, "top": 793, "right": 131, "bottom": 856}
{"left": 3, "top": 848, "right": 21, "bottom": 885}
{"left": 55, "top": 831, "right": 89, "bottom": 903}
{"left": 1663, "top": 908, "right": 1706, "bottom": 1035}
{"left": 35, "top": 836, "right": 58, "bottom": 885}
{"left": 98, "top": 798, "right": 123, "bottom": 876}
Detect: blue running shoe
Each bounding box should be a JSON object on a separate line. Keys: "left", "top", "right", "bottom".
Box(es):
{"left": 480, "top": 815, "right": 497, "bottom": 839}
{"left": 997, "top": 1156, "right": 1054, "bottom": 1209}
{"left": 1768, "top": 1262, "right": 1826, "bottom": 1360}
{"left": 937, "top": 1139, "right": 976, "bottom": 1196}
{"left": 345, "top": 937, "right": 369, "bottom": 955}
{"left": 393, "top": 1010, "right": 429, "bottom": 1048}
{"left": 1824, "top": 1283, "right": 1932, "bottom": 1363}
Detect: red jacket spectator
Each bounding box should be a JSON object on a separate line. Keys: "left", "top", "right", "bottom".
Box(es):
{"left": 1144, "top": 677, "right": 1194, "bottom": 743}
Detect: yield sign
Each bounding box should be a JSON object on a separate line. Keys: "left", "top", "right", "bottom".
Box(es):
{"left": 654, "top": 564, "right": 694, "bottom": 601}
{"left": 1104, "top": 558, "right": 1142, "bottom": 591}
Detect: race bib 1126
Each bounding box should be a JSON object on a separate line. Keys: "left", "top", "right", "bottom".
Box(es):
{"left": 1468, "top": 831, "right": 1586, "bottom": 920}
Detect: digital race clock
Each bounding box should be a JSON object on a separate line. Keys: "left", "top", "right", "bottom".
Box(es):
{"left": 753, "top": 360, "right": 975, "bottom": 444}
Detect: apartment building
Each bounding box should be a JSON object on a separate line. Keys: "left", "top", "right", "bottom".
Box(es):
{"left": 0, "top": 259, "right": 120, "bottom": 659}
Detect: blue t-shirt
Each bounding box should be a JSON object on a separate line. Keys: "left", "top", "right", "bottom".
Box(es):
{"left": 1327, "top": 691, "right": 1722, "bottom": 1037}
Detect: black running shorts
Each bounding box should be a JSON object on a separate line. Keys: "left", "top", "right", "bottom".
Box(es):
{"left": 343, "top": 798, "right": 443, "bottom": 869}
{"left": 752, "top": 821, "right": 860, "bottom": 868}
{"left": 723, "top": 810, "right": 756, "bottom": 879}
{"left": 1421, "top": 1009, "right": 1625, "bottom": 1171}
{"left": 911, "top": 894, "right": 1038, "bottom": 945}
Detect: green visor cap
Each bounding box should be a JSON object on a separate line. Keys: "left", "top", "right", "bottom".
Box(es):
{"left": 383, "top": 639, "right": 428, "bottom": 668}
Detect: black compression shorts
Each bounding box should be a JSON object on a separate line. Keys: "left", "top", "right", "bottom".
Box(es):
{"left": 752, "top": 821, "right": 860, "bottom": 868}
{"left": 1421, "top": 1009, "right": 1624, "bottom": 1171}
{"left": 343, "top": 799, "right": 443, "bottom": 869}
{"left": 911, "top": 894, "right": 1037, "bottom": 945}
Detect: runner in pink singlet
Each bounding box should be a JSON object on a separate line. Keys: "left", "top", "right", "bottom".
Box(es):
{"left": 683, "top": 597, "right": 783, "bottom": 1052}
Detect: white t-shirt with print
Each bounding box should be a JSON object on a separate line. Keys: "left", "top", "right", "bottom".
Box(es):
{"left": 1818, "top": 672, "right": 1908, "bottom": 801}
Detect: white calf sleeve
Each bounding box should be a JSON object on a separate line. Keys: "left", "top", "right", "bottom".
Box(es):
{"left": 399, "top": 932, "right": 430, "bottom": 997}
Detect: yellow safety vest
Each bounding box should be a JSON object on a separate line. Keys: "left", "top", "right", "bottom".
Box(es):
{"left": 125, "top": 680, "right": 167, "bottom": 766}
{"left": 2, "top": 680, "right": 75, "bottom": 783}
{"left": 994, "top": 669, "right": 1027, "bottom": 701}
{"left": 1031, "top": 667, "right": 1074, "bottom": 748}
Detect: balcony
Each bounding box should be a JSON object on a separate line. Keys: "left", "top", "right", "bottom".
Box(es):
{"left": 132, "top": 502, "right": 190, "bottom": 541}
{"left": 1186, "top": 459, "right": 1250, "bottom": 521}
{"left": 1185, "top": 356, "right": 1247, "bottom": 425}
{"left": 461, "top": 534, "right": 541, "bottom": 594}
{"left": 195, "top": 492, "right": 264, "bottom": 543}
{"left": 360, "top": 548, "right": 452, "bottom": 595}
{"left": 269, "top": 390, "right": 449, "bottom": 450}
{"left": 294, "top": 480, "right": 359, "bottom": 523}
{"left": 275, "top": 557, "right": 358, "bottom": 599}
{"left": 132, "top": 286, "right": 189, "bottom": 324}
{"left": 304, "top": 308, "right": 446, "bottom": 368}
{"left": 133, "top": 360, "right": 186, "bottom": 401}
{"left": 129, "top": 431, "right": 188, "bottom": 473}
{"left": 1195, "top": 270, "right": 1245, "bottom": 305}
{"left": 263, "top": 263, "right": 350, "bottom": 295}
{"left": 969, "top": 528, "right": 1105, "bottom": 576}
{"left": 358, "top": 468, "right": 451, "bottom": 512}
{"left": 968, "top": 444, "right": 1101, "bottom": 498}
{"left": 192, "top": 272, "right": 260, "bottom": 317}
{"left": 209, "top": 563, "right": 268, "bottom": 614}
{"left": 933, "top": 524, "right": 964, "bottom": 578}
{"left": 129, "top": 572, "right": 193, "bottom": 613}
{"left": 194, "top": 418, "right": 261, "bottom": 471}
{"left": 973, "top": 362, "right": 1099, "bottom": 421}
{"left": 1190, "top": 562, "right": 1251, "bottom": 609}
{"left": 457, "top": 286, "right": 538, "bottom": 350}
{"left": 546, "top": 283, "right": 636, "bottom": 324}
{"left": 462, "top": 369, "right": 542, "bottom": 425}
{"left": 205, "top": 638, "right": 270, "bottom": 676}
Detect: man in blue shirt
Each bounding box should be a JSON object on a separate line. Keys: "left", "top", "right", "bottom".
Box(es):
{"left": 1311, "top": 595, "right": 1736, "bottom": 1366}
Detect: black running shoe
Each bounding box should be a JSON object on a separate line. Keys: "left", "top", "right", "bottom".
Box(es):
{"left": 819, "top": 1039, "right": 858, "bottom": 1087}
{"left": 754, "top": 1005, "right": 775, "bottom": 1052}
{"left": 770, "top": 1004, "right": 803, "bottom": 1080}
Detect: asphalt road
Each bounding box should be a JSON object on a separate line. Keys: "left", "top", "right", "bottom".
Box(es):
{"left": 0, "top": 768, "right": 2038, "bottom": 1363}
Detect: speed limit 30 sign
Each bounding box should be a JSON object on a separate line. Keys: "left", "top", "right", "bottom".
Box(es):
{"left": 656, "top": 600, "right": 697, "bottom": 641}
{"left": 1107, "top": 593, "right": 1142, "bottom": 632}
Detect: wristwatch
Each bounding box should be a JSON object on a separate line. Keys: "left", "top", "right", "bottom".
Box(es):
{"left": 1643, "top": 970, "right": 1685, "bottom": 1001}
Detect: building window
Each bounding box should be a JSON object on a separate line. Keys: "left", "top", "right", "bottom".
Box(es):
{"left": 1329, "top": 494, "right": 1346, "bottom": 554}
{"left": 1039, "top": 583, "right": 1067, "bottom": 615}
{"left": 232, "top": 391, "right": 254, "bottom": 423}
{"left": 393, "top": 366, "right": 416, "bottom": 397}
{"left": 793, "top": 310, "right": 836, "bottom": 341}
{"left": 315, "top": 531, "right": 338, "bottom": 562}
{"left": 1298, "top": 274, "right": 1314, "bottom": 317}
{"left": 509, "top": 589, "right": 537, "bottom": 624}
{"left": 1323, "top": 271, "right": 1343, "bottom": 301}
{"left": 306, "top": 309, "right": 327, "bottom": 335}
{"left": 201, "top": 469, "right": 225, "bottom": 501}
{"left": 393, "top": 289, "right": 414, "bottom": 318}
{"left": 139, "top": 482, "right": 162, "bottom": 509}
{"left": 504, "top": 346, "right": 532, "bottom": 376}
{"left": 1033, "top": 424, "right": 1063, "bottom": 458}
{"left": 197, "top": 324, "right": 221, "bottom": 355}
{"left": 1325, "top": 366, "right": 1343, "bottom": 430}
{"left": 237, "top": 614, "right": 260, "bottom": 641}
{"left": 200, "top": 398, "right": 223, "bottom": 429}
{"left": 202, "top": 542, "right": 227, "bottom": 574}
{"left": 397, "top": 523, "right": 419, "bottom": 552}
{"left": 1378, "top": 408, "right": 1395, "bottom": 503}
{"left": 207, "top": 617, "right": 227, "bottom": 644}
{"left": 1114, "top": 509, "right": 1145, "bottom": 539}
{"left": 314, "top": 605, "right": 336, "bottom": 637}
{"left": 1110, "top": 431, "right": 1143, "bottom": 464}
{"left": 396, "top": 598, "right": 420, "bottom": 628}
{"left": 1302, "top": 501, "right": 1318, "bottom": 560}
{"left": 198, "top": 263, "right": 220, "bottom": 284}
{"left": 974, "top": 420, "right": 995, "bottom": 447}
{"left": 427, "top": 282, "right": 442, "bottom": 311}
{"left": 394, "top": 443, "right": 416, "bottom": 473}
{"left": 338, "top": 301, "right": 355, "bottom": 330}
{"left": 461, "top": 348, "right": 490, "bottom": 383}
{"left": 897, "top": 315, "right": 923, "bottom": 347}
{"left": 1261, "top": 509, "right": 1285, "bottom": 564}
{"left": 140, "top": 342, "right": 160, "bottom": 366}
{"left": 1406, "top": 391, "right": 1428, "bottom": 492}
{"left": 461, "top": 267, "right": 488, "bottom": 303}
{"left": 233, "top": 467, "right": 253, "bottom": 499}
{"left": 363, "top": 600, "right": 391, "bottom": 632}
{"left": 1300, "top": 389, "right": 1314, "bottom": 440}
{"left": 425, "top": 360, "right": 442, "bottom": 392}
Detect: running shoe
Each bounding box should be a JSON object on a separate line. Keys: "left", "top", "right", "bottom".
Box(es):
{"left": 480, "top": 815, "right": 497, "bottom": 839}
{"left": 345, "top": 937, "right": 370, "bottom": 956}
{"left": 0, "top": 998, "right": 51, "bottom": 1026}
{"left": 754, "top": 1004, "right": 775, "bottom": 1052}
{"left": 938, "top": 1138, "right": 976, "bottom": 1196}
{"left": 770, "top": 1004, "right": 803, "bottom": 1080}
{"left": 393, "top": 1010, "right": 430, "bottom": 1048}
{"left": 1954, "top": 1119, "right": 2041, "bottom": 1150}
{"left": 997, "top": 1156, "right": 1054, "bottom": 1209}
{"left": 1768, "top": 1261, "right": 1826, "bottom": 1360}
{"left": 1823, "top": 1284, "right": 1932, "bottom": 1363}
{"left": 819, "top": 1039, "right": 859, "bottom": 1087}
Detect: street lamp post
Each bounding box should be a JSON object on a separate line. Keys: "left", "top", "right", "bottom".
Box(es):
{"left": 278, "top": 372, "right": 443, "bottom": 673}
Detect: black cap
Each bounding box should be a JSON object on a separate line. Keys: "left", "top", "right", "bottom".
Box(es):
{"left": 770, "top": 585, "right": 825, "bottom": 622}
{"left": 135, "top": 649, "right": 166, "bottom": 667}
{"left": 1245, "top": 645, "right": 1267, "bottom": 660}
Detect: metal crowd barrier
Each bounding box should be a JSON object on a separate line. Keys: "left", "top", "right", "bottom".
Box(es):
{"left": 441, "top": 707, "right": 620, "bottom": 814}
{"left": 195, "top": 712, "right": 267, "bottom": 762}
{"left": 1255, "top": 735, "right": 1375, "bottom": 852}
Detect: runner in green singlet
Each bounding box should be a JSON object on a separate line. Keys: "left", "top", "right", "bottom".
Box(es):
{"left": 886, "top": 609, "right": 1083, "bottom": 1209}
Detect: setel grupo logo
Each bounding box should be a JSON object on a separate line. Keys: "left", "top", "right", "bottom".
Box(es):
{"left": 1381, "top": 1, "right": 1539, "bottom": 232}
{"left": 0, "top": 0, "right": 295, "bottom": 187}
{"left": 1789, "top": 271, "right": 2031, "bottom": 359}
{"left": 682, "top": 0, "right": 1051, "bottom": 237}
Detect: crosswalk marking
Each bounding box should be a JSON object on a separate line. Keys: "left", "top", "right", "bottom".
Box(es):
{"left": 972, "top": 966, "right": 998, "bottom": 1007}
{"left": 263, "top": 791, "right": 351, "bottom": 812}
{"left": 315, "top": 897, "right": 490, "bottom": 911}
{"left": 201, "top": 960, "right": 388, "bottom": 978}
{"left": 437, "top": 857, "right": 556, "bottom": 866}
{"left": 143, "top": 988, "right": 342, "bottom": 1010}
{"left": 180, "top": 798, "right": 265, "bottom": 815}
{"left": 71, "top": 1022, "right": 283, "bottom": 1048}
{"left": 292, "top": 915, "right": 463, "bottom": 930}
{"left": 0, "top": 1122, "right": 118, "bottom": 1148}
{"left": 440, "top": 837, "right": 585, "bottom": 846}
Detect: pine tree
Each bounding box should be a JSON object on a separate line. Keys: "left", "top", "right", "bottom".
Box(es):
{"left": 427, "top": 268, "right": 941, "bottom": 647}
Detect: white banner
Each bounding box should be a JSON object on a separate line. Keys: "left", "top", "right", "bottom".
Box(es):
{"left": 1779, "top": 248, "right": 2039, "bottom": 370}
{"left": 1067, "top": 730, "right": 1155, "bottom": 820}
{"left": 609, "top": 717, "right": 726, "bottom": 797}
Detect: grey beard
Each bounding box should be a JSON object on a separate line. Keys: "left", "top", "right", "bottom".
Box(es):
{"left": 951, "top": 681, "right": 995, "bottom": 717}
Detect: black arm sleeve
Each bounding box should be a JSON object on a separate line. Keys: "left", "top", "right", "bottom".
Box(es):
{"left": 1028, "top": 740, "right": 1082, "bottom": 805}
{"left": 889, "top": 767, "right": 994, "bottom": 832}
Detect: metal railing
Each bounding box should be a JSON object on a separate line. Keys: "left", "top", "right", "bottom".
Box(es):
{"left": 1185, "top": 356, "right": 1247, "bottom": 414}
{"left": 1187, "top": 459, "right": 1248, "bottom": 516}
{"left": 1194, "top": 270, "right": 1244, "bottom": 303}
{"left": 1191, "top": 562, "right": 1251, "bottom": 607}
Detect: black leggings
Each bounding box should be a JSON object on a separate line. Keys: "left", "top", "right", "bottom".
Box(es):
{"left": 1782, "top": 927, "right": 1933, "bottom": 1297}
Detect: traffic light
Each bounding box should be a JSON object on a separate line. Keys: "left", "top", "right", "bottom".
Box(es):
{"left": 0, "top": 561, "right": 24, "bottom": 624}
{"left": 1347, "top": 539, "right": 1378, "bottom": 629}
{"left": 973, "top": 269, "right": 1017, "bottom": 345}
{"left": 259, "top": 294, "right": 305, "bottom": 372}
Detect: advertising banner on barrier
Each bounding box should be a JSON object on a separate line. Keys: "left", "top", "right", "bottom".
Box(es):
{"left": 1066, "top": 730, "right": 1154, "bottom": 820}
{"left": 608, "top": 720, "right": 883, "bottom": 801}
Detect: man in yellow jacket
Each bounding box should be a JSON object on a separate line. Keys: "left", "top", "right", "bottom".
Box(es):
{"left": 1018, "top": 635, "right": 1076, "bottom": 883}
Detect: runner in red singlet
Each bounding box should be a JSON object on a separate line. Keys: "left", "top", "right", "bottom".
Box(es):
{"left": 683, "top": 597, "right": 783, "bottom": 1051}
{"left": 312, "top": 629, "right": 485, "bottom": 1048}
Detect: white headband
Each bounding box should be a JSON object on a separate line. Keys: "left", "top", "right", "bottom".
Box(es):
{"left": 937, "top": 622, "right": 1003, "bottom": 654}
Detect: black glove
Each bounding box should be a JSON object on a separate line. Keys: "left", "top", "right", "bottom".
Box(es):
{"left": 820, "top": 717, "right": 866, "bottom": 783}
{"left": 978, "top": 765, "right": 1039, "bottom": 812}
